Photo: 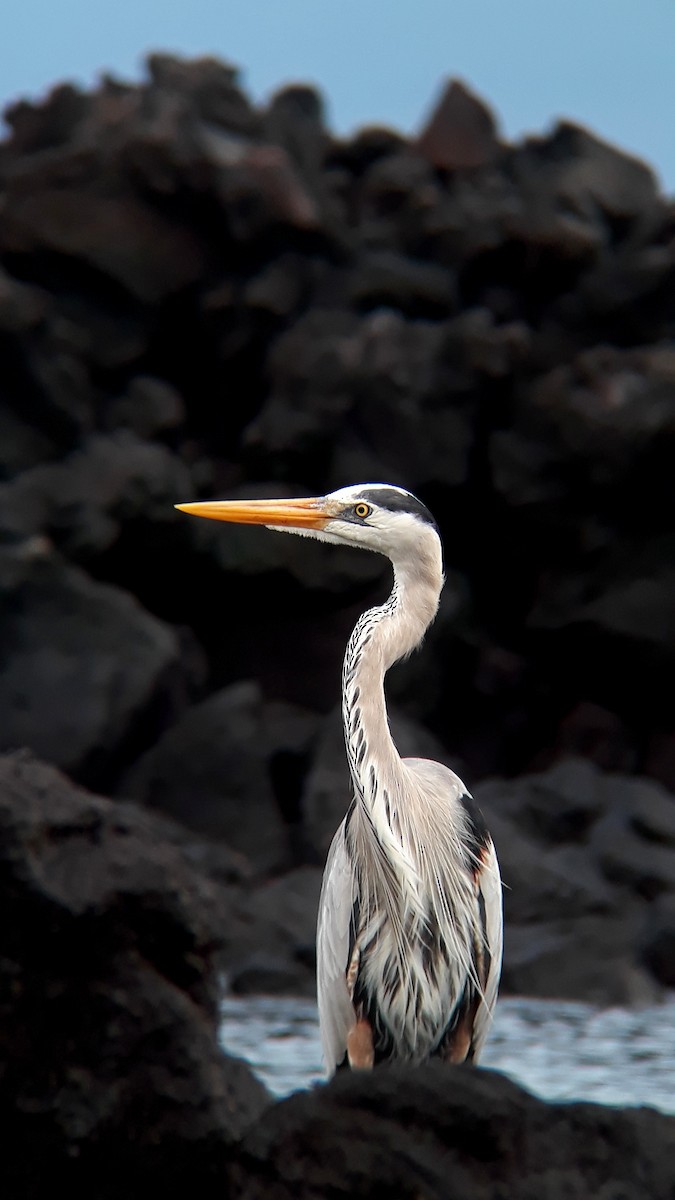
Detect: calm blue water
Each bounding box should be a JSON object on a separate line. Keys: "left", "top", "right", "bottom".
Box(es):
{"left": 220, "top": 994, "right": 675, "bottom": 1112}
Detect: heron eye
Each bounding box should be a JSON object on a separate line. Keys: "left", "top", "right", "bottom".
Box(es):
{"left": 354, "top": 502, "right": 372, "bottom": 519}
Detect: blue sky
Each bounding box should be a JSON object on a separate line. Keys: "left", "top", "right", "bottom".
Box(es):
{"left": 2, "top": 0, "right": 674, "bottom": 190}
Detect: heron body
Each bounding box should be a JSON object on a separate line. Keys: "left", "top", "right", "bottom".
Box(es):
{"left": 176, "top": 483, "right": 502, "bottom": 1074}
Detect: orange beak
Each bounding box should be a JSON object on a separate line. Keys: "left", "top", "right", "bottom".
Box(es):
{"left": 174, "top": 496, "right": 331, "bottom": 530}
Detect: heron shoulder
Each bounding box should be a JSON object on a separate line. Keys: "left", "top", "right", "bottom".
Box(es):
{"left": 402, "top": 756, "right": 472, "bottom": 808}
{"left": 402, "top": 757, "right": 492, "bottom": 855}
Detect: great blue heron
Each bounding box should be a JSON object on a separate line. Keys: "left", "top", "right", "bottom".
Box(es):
{"left": 176, "top": 483, "right": 502, "bottom": 1073}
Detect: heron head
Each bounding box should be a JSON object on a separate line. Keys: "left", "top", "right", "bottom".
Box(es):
{"left": 176, "top": 483, "right": 442, "bottom": 566}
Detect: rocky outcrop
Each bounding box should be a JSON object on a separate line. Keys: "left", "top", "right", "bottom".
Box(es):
{"left": 476, "top": 758, "right": 675, "bottom": 1002}
{"left": 121, "top": 681, "right": 318, "bottom": 871}
{"left": 232, "top": 1063, "right": 675, "bottom": 1200}
{"left": 0, "top": 751, "right": 269, "bottom": 1197}
{"left": 0, "top": 540, "right": 197, "bottom": 787}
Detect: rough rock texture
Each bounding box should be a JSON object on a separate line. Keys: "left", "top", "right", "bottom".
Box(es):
{"left": 0, "top": 751, "right": 269, "bottom": 1197}
{"left": 475, "top": 758, "right": 675, "bottom": 1001}
{"left": 0, "top": 539, "right": 194, "bottom": 786}
{"left": 1, "top": 55, "right": 675, "bottom": 1009}
{"left": 121, "top": 681, "right": 318, "bottom": 871}
{"left": 232, "top": 1064, "right": 675, "bottom": 1200}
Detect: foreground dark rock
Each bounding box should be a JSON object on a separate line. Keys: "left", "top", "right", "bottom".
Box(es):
{"left": 0, "top": 751, "right": 269, "bottom": 1196}
{"left": 233, "top": 1064, "right": 675, "bottom": 1200}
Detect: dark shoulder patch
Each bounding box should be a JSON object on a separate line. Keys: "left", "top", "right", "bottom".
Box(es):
{"left": 458, "top": 792, "right": 490, "bottom": 861}
{"left": 360, "top": 487, "right": 438, "bottom": 529}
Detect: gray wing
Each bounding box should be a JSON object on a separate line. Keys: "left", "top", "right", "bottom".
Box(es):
{"left": 403, "top": 756, "right": 503, "bottom": 1060}
{"left": 471, "top": 836, "right": 503, "bottom": 1060}
{"left": 316, "top": 818, "right": 357, "bottom": 1074}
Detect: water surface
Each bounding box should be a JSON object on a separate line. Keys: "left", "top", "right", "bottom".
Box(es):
{"left": 220, "top": 994, "right": 675, "bottom": 1111}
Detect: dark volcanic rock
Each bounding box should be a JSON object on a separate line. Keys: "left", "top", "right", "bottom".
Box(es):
{"left": 0, "top": 751, "right": 269, "bottom": 1196}
{"left": 505, "top": 121, "right": 660, "bottom": 260}
{"left": 227, "top": 866, "right": 322, "bottom": 994}
{"left": 264, "top": 84, "right": 329, "bottom": 190}
{"left": 492, "top": 343, "right": 675, "bottom": 510}
{"left": 249, "top": 307, "right": 475, "bottom": 488}
{"left": 476, "top": 759, "right": 675, "bottom": 1000}
{"left": 0, "top": 264, "right": 48, "bottom": 333}
{"left": 639, "top": 896, "right": 675, "bottom": 987}
{"left": 0, "top": 188, "right": 209, "bottom": 304}
{"left": 232, "top": 1063, "right": 675, "bottom": 1200}
{"left": 104, "top": 374, "right": 186, "bottom": 438}
{"left": 476, "top": 758, "right": 608, "bottom": 844}
{"left": 0, "top": 430, "right": 192, "bottom": 555}
{"left": 416, "top": 78, "right": 501, "bottom": 171}
{"left": 0, "top": 541, "right": 192, "bottom": 784}
{"left": 485, "top": 813, "right": 615, "bottom": 922}
{"left": 146, "top": 52, "right": 258, "bottom": 135}
{"left": 502, "top": 913, "right": 651, "bottom": 1003}
{"left": 592, "top": 812, "right": 675, "bottom": 899}
{"left": 121, "top": 681, "right": 319, "bottom": 872}
{"left": 0, "top": 404, "right": 57, "bottom": 479}
{"left": 349, "top": 249, "right": 457, "bottom": 316}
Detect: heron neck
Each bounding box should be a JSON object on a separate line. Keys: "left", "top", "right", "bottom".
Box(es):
{"left": 342, "top": 552, "right": 442, "bottom": 813}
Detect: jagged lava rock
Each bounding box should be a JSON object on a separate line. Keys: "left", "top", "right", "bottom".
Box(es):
{"left": 232, "top": 1062, "right": 675, "bottom": 1200}
{"left": 121, "top": 681, "right": 319, "bottom": 872}
{"left": 0, "top": 541, "right": 194, "bottom": 785}
{"left": 416, "top": 78, "right": 501, "bottom": 170}
{"left": 475, "top": 759, "right": 675, "bottom": 1000}
{"left": 0, "top": 751, "right": 269, "bottom": 1196}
